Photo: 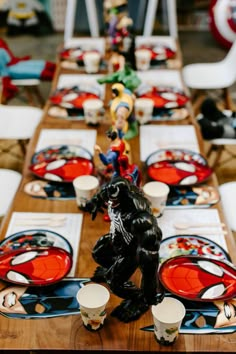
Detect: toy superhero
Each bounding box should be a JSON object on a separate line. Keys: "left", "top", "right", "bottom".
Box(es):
{"left": 85, "top": 176, "right": 164, "bottom": 322}
{"left": 110, "top": 82, "right": 138, "bottom": 140}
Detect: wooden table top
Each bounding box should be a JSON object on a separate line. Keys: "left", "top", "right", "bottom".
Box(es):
{"left": 0, "top": 42, "right": 236, "bottom": 352}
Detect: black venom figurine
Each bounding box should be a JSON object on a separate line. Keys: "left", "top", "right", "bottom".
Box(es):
{"left": 85, "top": 177, "right": 164, "bottom": 322}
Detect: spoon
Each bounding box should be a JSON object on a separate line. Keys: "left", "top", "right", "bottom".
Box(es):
{"left": 15, "top": 220, "right": 66, "bottom": 227}
{"left": 174, "top": 221, "right": 225, "bottom": 230}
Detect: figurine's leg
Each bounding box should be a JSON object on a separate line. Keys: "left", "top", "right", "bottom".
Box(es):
{"left": 106, "top": 254, "right": 140, "bottom": 299}
{"left": 91, "top": 234, "right": 115, "bottom": 282}
{"left": 92, "top": 233, "right": 115, "bottom": 268}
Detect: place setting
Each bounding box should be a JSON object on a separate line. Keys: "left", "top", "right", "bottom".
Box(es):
{"left": 135, "top": 35, "right": 181, "bottom": 70}
{"left": 2, "top": 211, "right": 83, "bottom": 278}
{"left": 47, "top": 73, "right": 105, "bottom": 121}
{"left": 24, "top": 129, "right": 97, "bottom": 197}
{"left": 58, "top": 37, "right": 107, "bottom": 72}
{"left": 135, "top": 70, "right": 190, "bottom": 122}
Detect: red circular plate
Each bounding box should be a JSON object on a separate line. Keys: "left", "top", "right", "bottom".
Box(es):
{"left": 49, "top": 87, "right": 100, "bottom": 109}
{"left": 159, "top": 255, "right": 236, "bottom": 301}
{"left": 137, "top": 86, "right": 189, "bottom": 109}
{"left": 29, "top": 157, "right": 94, "bottom": 183}
{"left": 0, "top": 246, "right": 72, "bottom": 286}
{"left": 146, "top": 149, "right": 213, "bottom": 186}
{"left": 136, "top": 44, "right": 176, "bottom": 61}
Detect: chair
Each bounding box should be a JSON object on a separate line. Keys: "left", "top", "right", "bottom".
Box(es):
{"left": 206, "top": 138, "right": 236, "bottom": 169}
{"left": 10, "top": 79, "right": 45, "bottom": 107}
{"left": 182, "top": 40, "right": 236, "bottom": 111}
{"left": 0, "top": 105, "right": 43, "bottom": 161}
{"left": 64, "top": 0, "right": 99, "bottom": 42}
{"left": 143, "top": 0, "right": 178, "bottom": 38}
{"left": 219, "top": 181, "right": 236, "bottom": 232}
{"left": 0, "top": 168, "right": 22, "bottom": 217}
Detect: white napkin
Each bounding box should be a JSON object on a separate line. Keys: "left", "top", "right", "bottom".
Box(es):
{"left": 35, "top": 128, "right": 97, "bottom": 157}
{"left": 5, "top": 212, "right": 83, "bottom": 276}
{"left": 157, "top": 208, "right": 228, "bottom": 251}
{"left": 57, "top": 74, "right": 105, "bottom": 100}
{"left": 140, "top": 125, "right": 200, "bottom": 161}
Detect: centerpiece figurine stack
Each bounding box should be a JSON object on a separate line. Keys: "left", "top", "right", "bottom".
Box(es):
{"left": 85, "top": 177, "right": 164, "bottom": 322}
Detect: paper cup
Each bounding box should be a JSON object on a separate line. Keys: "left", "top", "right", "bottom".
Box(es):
{"left": 73, "top": 175, "right": 99, "bottom": 207}
{"left": 77, "top": 283, "right": 110, "bottom": 331}
{"left": 151, "top": 297, "right": 186, "bottom": 346}
{"left": 143, "top": 181, "right": 170, "bottom": 217}
{"left": 135, "top": 49, "right": 151, "bottom": 71}
{"left": 134, "top": 98, "right": 154, "bottom": 124}
{"left": 82, "top": 99, "right": 104, "bottom": 125}
{"left": 83, "top": 51, "right": 101, "bottom": 73}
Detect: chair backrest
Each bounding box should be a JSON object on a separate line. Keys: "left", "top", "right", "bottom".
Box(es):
{"left": 221, "top": 40, "right": 236, "bottom": 79}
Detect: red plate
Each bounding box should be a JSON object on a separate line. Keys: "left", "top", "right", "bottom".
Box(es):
{"left": 59, "top": 48, "right": 100, "bottom": 62}
{"left": 136, "top": 44, "right": 176, "bottom": 61}
{"left": 137, "top": 86, "right": 189, "bottom": 109}
{"left": 29, "top": 157, "right": 94, "bottom": 183}
{"left": 0, "top": 246, "right": 72, "bottom": 286}
{"left": 146, "top": 149, "right": 213, "bottom": 186}
{"left": 31, "top": 145, "right": 93, "bottom": 164}
{"left": 49, "top": 87, "right": 100, "bottom": 109}
{"left": 159, "top": 255, "right": 236, "bottom": 301}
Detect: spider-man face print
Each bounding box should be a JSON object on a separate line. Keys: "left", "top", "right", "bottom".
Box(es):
{"left": 159, "top": 255, "right": 236, "bottom": 301}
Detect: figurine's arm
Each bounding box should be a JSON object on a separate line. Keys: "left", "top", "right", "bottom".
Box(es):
{"left": 84, "top": 184, "right": 108, "bottom": 220}
{"left": 97, "top": 72, "right": 119, "bottom": 84}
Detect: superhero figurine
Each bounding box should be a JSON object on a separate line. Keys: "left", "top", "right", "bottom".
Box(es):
{"left": 85, "top": 177, "right": 164, "bottom": 322}
{"left": 95, "top": 129, "right": 141, "bottom": 186}
{"left": 110, "top": 82, "right": 138, "bottom": 140}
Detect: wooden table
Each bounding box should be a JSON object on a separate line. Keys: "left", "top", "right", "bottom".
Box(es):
{"left": 0, "top": 47, "right": 236, "bottom": 353}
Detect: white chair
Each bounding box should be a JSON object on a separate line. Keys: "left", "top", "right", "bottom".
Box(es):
{"left": 143, "top": 0, "right": 178, "bottom": 38}
{"left": 219, "top": 181, "right": 236, "bottom": 232}
{"left": 0, "top": 105, "right": 43, "bottom": 161}
{"left": 206, "top": 138, "right": 236, "bottom": 169}
{"left": 64, "top": 0, "right": 99, "bottom": 42}
{"left": 182, "top": 40, "right": 236, "bottom": 110}
{"left": 0, "top": 168, "right": 22, "bottom": 217}
{"left": 11, "top": 79, "right": 45, "bottom": 107}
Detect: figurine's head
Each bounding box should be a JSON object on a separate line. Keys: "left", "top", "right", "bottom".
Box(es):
{"left": 111, "top": 83, "right": 125, "bottom": 97}
{"left": 106, "top": 177, "right": 131, "bottom": 209}
{"left": 106, "top": 129, "right": 118, "bottom": 141}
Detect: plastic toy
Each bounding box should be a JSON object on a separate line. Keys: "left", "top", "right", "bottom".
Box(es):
{"left": 85, "top": 177, "right": 164, "bottom": 322}
{"left": 110, "top": 82, "right": 138, "bottom": 140}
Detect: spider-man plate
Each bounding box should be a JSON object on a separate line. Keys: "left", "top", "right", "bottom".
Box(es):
{"left": 59, "top": 48, "right": 100, "bottom": 63}
{"left": 31, "top": 145, "right": 93, "bottom": 164}
{"left": 136, "top": 44, "right": 176, "bottom": 62}
{"left": 145, "top": 149, "right": 213, "bottom": 186}
{"left": 0, "top": 229, "right": 73, "bottom": 255}
{"left": 49, "top": 85, "right": 101, "bottom": 109}
{"left": 0, "top": 246, "right": 73, "bottom": 286}
{"left": 159, "top": 235, "right": 231, "bottom": 265}
{"left": 136, "top": 85, "right": 189, "bottom": 109}
{"left": 159, "top": 255, "right": 236, "bottom": 301}
{"left": 29, "top": 157, "right": 94, "bottom": 183}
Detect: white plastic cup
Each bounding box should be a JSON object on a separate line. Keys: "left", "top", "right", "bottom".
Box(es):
{"left": 83, "top": 51, "right": 101, "bottom": 73}
{"left": 134, "top": 98, "right": 154, "bottom": 124}
{"left": 77, "top": 283, "right": 110, "bottom": 331}
{"left": 143, "top": 181, "right": 170, "bottom": 217}
{"left": 135, "top": 48, "right": 151, "bottom": 71}
{"left": 72, "top": 175, "right": 99, "bottom": 207}
{"left": 151, "top": 297, "right": 186, "bottom": 346}
{"left": 82, "top": 99, "right": 104, "bottom": 125}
